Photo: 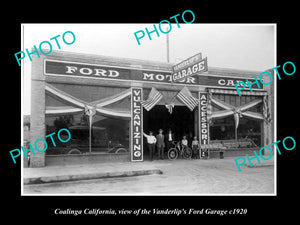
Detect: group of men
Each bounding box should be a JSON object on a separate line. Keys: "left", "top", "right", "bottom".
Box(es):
{"left": 143, "top": 129, "right": 201, "bottom": 161}
{"left": 144, "top": 127, "right": 200, "bottom": 161}
{"left": 143, "top": 129, "right": 174, "bottom": 161}
{"left": 143, "top": 129, "right": 169, "bottom": 161}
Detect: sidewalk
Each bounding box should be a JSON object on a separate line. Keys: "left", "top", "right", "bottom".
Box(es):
{"left": 244, "top": 155, "right": 274, "bottom": 168}
{"left": 23, "top": 156, "right": 275, "bottom": 185}
{"left": 23, "top": 161, "right": 163, "bottom": 185}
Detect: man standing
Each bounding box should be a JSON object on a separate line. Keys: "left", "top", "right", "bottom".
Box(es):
{"left": 156, "top": 129, "right": 165, "bottom": 160}
{"left": 143, "top": 131, "right": 156, "bottom": 161}
{"left": 165, "top": 129, "right": 175, "bottom": 151}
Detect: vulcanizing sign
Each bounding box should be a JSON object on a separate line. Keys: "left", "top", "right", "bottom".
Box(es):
{"left": 131, "top": 88, "right": 143, "bottom": 161}
{"left": 199, "top": 92, "right": 208, "bottom": 146}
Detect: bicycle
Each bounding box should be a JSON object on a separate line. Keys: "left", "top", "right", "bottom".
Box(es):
{"left": 167, "top": 141, "right": 192, "bottom": 160}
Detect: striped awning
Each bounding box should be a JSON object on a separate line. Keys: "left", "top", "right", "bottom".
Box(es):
{"left": 208, "top": 88, "right": 267, "bottom": 96}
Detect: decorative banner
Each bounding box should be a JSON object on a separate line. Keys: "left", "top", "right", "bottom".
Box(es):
{"left": 131, "top": 88, "right": 143, "bottom": 161}
{"left": 263, "top": 95, "right": 272, "bottom": 123}
{"left": 209, "top": 96, "right": 264, "bottom": 128}
{"left": 84, "top": 105, "right": 96, "bottom": 153}
{"left": 165, "top": 103, "right": 175, "bottom": 114}
{"left": 199, "top": 92, "right": 209, "bottom": 145}
{"left": 45, "top": 83, "right": 131, "bottom": 118}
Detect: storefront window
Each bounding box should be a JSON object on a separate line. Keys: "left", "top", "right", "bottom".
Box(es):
{"left": 237, "top": 118, "right": 262, "bottom": 146}
{"left": 210, "top": 117, "right": 262, "bottom": 147}
{"left": 210, "top": 117, "right": 235, "bottom": 140}
{"left": 209, "top": 93, "right": 263, "bottom": 148}
{"left": 44, "top": 83, "right": 131, "bottom": 155}
{"left": 45, "top": 113, "right": 129, "bottom": 155}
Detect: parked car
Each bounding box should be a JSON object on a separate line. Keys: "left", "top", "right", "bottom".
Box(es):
{"left": 47, "top": 125, "right": 128, "bottom": 155}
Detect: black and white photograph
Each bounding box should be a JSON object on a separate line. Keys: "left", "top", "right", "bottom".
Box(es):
{"left": 4, "top": 3, "right": 300, "bottom": 221}
{"left": 20, "top": 23, "right": 276, "bottom": 195}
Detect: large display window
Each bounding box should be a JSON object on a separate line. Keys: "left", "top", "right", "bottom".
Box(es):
{"left": 45, "top": 113, "right": 129, "bottom": 155}
{"left": 209, "top": 92, "right": 264, "bottom": 148}
{"left": 44, "top": 83, "right": 131, "bottom": 155}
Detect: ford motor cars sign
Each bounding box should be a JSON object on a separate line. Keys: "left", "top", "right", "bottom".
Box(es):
{"left": 45, "top": 59, "right": 260, "bottom": 89}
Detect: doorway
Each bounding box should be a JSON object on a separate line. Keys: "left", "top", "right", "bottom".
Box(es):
{"left": 143, "top": 105, "right": 195, "bottom": 156}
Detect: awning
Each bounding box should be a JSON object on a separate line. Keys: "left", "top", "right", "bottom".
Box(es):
{"left": 208, "top": 88, "right": 267, "bottom": 96}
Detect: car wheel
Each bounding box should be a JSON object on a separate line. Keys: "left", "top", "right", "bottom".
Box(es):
{"left": 67, "top": 149, "right": 82, "bottom": 154}
{"left": 115, "top": 148, "right": 127, "bottom": 153}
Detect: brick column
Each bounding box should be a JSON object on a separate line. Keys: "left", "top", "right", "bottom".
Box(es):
{"left": 30, "top": 54, "right": 46, "bottom": 167}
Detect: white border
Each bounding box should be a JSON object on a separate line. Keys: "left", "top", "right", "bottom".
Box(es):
{"left": 21, "top": 24, "right": 25, "bottom": 195}
{"left": 21, "top": 23, "right": 276, "bottom": 196}
{"left": 273, "top": 24, "right": 277, "bottom": 196}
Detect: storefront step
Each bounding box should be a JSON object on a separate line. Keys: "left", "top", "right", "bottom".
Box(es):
{"left": 208, "top": 148, "right": 261, "bottom": 159}
{"left": 45, "top": 153, "right": 130, "bottom": 166}
{"left": 23, "top": 169, "right": 163, "bottom": 185}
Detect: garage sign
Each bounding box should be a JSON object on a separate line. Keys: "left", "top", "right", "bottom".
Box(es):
{"left": 172, "top": 53, "right": 208, "bottom": 82}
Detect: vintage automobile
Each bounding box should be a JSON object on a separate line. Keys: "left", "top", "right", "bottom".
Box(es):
{"left": 47, "top": 125, "right": 128, "bottom": 155}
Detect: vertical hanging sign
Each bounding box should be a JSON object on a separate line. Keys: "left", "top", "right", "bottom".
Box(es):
{"left": 131, "top": 88, "right": 143, "bottom": 161}
{"left": 199, "top": 92, "right": 209, "bottom": 145}
{"left": 199, "top": 92, "right": 209, "bottom": 158}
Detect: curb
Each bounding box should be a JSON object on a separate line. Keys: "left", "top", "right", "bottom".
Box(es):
{"left": 245, "top": 162, "right": 274, "bottom": 168}
{"left": 24, "top": 169, "right": 163, "bottom": 185}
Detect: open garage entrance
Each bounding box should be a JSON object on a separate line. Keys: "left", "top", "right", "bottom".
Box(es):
{"left": 143, "top": 105, "right": 196, "bottom": 158}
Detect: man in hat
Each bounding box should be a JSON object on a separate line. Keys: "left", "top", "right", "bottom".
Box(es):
{"left": 156, "top": 129, "right": 165, "bottom": 160}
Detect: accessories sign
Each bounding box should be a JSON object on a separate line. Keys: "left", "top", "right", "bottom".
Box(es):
{"left": 199, "top": 92, "right": 208, "bottom": 145}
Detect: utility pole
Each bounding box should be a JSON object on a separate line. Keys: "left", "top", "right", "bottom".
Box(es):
{"left": 163, "top": 24, "right": 170, "bottom": 63}
{"left": 166, "top": 31, "right": 170, "bottom": 63}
